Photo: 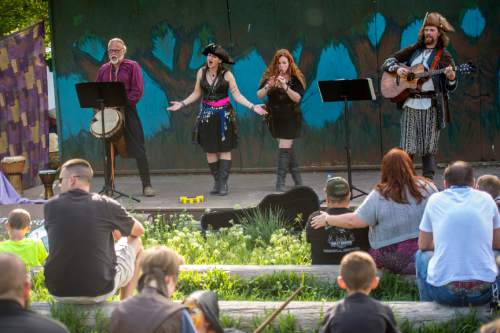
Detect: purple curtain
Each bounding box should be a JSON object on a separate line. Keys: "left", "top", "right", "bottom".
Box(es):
{"left": 0, "top": 22, "right": 49, "bottom": 188}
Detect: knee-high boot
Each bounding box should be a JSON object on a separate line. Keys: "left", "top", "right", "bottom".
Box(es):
{"left": 289, "top": 149, "right": 303, "bottom": 186}
{"left": 216, "top": 159, "right": 231, "bottom": 196}
{"left": 208, "top": 161, "right": 220, "bottom": 194}
{"left": 422, "top": 154, "right": 436, "bottom": 180}
{"left": 276, "top": 149, "right": 290, "bottom": 192}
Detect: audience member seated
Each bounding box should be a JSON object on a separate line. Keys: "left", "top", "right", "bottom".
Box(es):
{"left": 480, "top": 318, "right": 500, "bottom": 333}
{"left": 477, "top": 174, "right": 500, "bottom": 211}
{"left": 110, "top": 246, "right": 196, "bottom": 333}
{"left": 312, "top": 148, "right": 437, "bottom": 274}
{"left": 183, "top": 290, "right": 245, "bottom": 333}
{"left": 319, "top": 251, "right": 400, "bottom": 333}
{"left": 416, "top": 161, "right": 500, "bottom": 306}
{"left": 0, "top": 253, "right": 69, "bottom": 333}
{"left": 0, "top": 208, "right": 47, "bottom": 268}
{"left": 44, "top": 158, "right": 144, "bottom": 303}
{"left": 306, "top": 177, "right": 369, "bottom": 264}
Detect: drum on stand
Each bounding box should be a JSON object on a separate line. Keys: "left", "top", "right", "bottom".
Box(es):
{"left": 90, "top": 107, "right": 128, "bottom": 158}
{"left": 1, "top": 156, "right": 26, "bottom": 195}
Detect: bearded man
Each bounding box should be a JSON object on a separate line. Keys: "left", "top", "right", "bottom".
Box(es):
{"left": 96, "top": 38, "right": 155, "bottom": 196}
{"left": 382, "top": 12, "right": 457, "bottom": 180}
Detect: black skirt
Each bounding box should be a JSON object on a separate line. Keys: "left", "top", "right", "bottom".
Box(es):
{"left": 194, "top": 102, "right": 238, "bottom": 153}
{"left": 265, "top": 95, "right": 302, "bottom": 139}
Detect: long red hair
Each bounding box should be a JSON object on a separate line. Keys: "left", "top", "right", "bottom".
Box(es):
{"left": 260, "top": 49, "right": 306, "bottom": 88}
{"left": 375, "top": 148, "right": 429, "bottom": 204}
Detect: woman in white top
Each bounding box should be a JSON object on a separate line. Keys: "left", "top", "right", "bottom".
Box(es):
{"left": 311, "top": 148, "right": 437, "bottom": 273}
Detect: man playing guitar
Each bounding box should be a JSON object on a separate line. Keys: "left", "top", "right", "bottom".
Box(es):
{"left": 382, "top": 12, "right": 457, "bottom": 180}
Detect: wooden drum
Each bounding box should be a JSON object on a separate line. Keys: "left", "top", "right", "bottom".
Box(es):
{"left": 1, "top": 156, "right": 26, "bottom": 195}
{"left": 38, "top": 169, "right": 58, "bottom": 199}
{"left": 90, "top": 107, "right": 128, "bottom": 157}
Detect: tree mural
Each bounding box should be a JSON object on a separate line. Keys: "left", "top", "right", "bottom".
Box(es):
{"left": 49, "top": 0, "right": 500, "bottom": 171}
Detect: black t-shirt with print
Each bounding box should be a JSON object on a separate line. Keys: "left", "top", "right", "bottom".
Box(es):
{"left": 306, "top": 207, "right": 369, "bottom": 264}
{"left": 44, "top": 189, "right": 135, "bottom": 297}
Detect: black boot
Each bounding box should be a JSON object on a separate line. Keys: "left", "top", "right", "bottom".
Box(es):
{"left": 216, "top": 159, "right": 231, "bottom": 196}
{"left": 276, "top": 149, "right": 289, "bottom": 192}
{"left": 289, "top": 149, "right": 303, "bottom": 186}
{"left": 136, "top": 156, "right": 155, "bottom": 196}
{"left": 422, "top": 154, "right": 436, "bottom": 180}
{"left": 208, "top": 161, "right": 220, "bottom": 194}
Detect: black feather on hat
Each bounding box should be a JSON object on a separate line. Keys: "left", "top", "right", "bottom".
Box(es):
{"left": 202, "top": 43, "right": 235, "bottom": 64}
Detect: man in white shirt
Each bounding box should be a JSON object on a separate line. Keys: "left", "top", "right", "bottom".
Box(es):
{"left": 416, "top": 161, "right": 500, "bottom": 306}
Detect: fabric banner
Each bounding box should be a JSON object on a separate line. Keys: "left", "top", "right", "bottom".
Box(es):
{"left": 0, "top": 22, "right": 49, "bottom": 188}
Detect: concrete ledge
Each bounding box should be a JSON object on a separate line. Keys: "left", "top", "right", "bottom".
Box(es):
{"left": 31, "top": 264, "right": 411, "bottom": 281}
{"left": 31, "top": 301, "right": 490, "bottom": 330}
{"left": 181, "top": 264, "right": 341, "bottom": 281}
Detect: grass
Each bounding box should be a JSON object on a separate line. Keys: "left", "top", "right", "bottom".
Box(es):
{"left": 238, "top": 207, "right": 292, "bottom": 247}
{"left": 50, "top": 303, "right": 108, "bottom": 333}
{"left": 399, "top": 312, "right": 484, "bottom": 333}
{"left": 142, "top": 212, "right": 310, "bottom": 265}
{"left": 32, "top": 270, "right": 417, "bottom": 303}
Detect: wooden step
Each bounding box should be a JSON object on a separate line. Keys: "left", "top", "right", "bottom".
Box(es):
{"left": 31, "top": 301, "right": 490, "bottom": 330}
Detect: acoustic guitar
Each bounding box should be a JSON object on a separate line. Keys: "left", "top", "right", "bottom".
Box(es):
{"left": 381, "top": 62, "right": 475, "bottom": 103}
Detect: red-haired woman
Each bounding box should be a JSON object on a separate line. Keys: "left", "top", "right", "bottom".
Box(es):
{"left": 311, "top": 148, "right": 437, "bottom": 273}
{"left": 168, "top": 44, "right": 266, "bottom": 196}
{"left": 257, "top": 49, "right": 306, "bottom": 192}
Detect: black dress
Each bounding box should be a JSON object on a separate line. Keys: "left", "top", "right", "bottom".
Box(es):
{"left": 261, "top": 75, "right": 305, "bottom": 139}
{"left": 194, "top": 68, "right": 238, "bottom": 153}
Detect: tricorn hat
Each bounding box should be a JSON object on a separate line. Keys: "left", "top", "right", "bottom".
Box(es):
{"left": 423, "top": 12, "right": 455, "bottom": 32}
{"left": 202, "top": 43, "right": 235, "bottom": 64}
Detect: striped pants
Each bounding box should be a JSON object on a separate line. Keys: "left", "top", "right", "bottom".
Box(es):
{"left": 400, "top": 106, "right": 440, "bottom": 157}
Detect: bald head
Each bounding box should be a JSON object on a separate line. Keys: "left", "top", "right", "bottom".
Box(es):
{"left": 0, "top": 253, "right": 28, "bottom": 301}
{"left": 444, "top": 161, "right": 474, "bottom": 187}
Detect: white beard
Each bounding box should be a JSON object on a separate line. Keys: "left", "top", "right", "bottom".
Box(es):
{"left": 109, "top": 55, "right": 123, "bottom": 65}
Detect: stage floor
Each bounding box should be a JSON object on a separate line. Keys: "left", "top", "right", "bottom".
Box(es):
{"left": 21, "top": 164, "right": 500, "bottom": 215}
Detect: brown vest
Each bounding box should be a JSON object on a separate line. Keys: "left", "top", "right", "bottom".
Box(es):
{"left": 109, "top": 287, "right": 187, "bottom": 333}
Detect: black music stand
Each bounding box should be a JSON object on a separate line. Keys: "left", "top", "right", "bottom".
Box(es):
{"left": 318, "top": 79, "right": 376, "bottom": 199}
{"left": 75, "top": 82, "right": 140, "bottom": 202}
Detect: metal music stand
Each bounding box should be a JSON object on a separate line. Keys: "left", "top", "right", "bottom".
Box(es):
{"left": 75, "top": 82, "right": 140, "bottom": 202}
{"left": 318, "top": 79, "right": 376, "bottom": 199}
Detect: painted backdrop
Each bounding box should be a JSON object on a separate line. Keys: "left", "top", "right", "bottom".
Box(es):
{"left": 49, "top": 0, "right": 500, "bottom": 171}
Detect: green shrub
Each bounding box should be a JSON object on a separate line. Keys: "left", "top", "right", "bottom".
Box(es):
{"left": 50, "top": 303, "right": 108, "bottom": 333}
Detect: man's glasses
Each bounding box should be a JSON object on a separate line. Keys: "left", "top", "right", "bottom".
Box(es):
{"left": 58, "top": 175, "right": 83, "bottom": 182}
{"left": 108, "top": 48, "right": 123, "bottom": 54}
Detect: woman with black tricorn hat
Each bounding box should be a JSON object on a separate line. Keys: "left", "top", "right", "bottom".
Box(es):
{"left": 168, "top": 43, "right": 267, "bottom": 196}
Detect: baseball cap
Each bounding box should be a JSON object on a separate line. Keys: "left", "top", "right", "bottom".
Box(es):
{"left": 326, "top": 177, "right": 350, "bottom": 199}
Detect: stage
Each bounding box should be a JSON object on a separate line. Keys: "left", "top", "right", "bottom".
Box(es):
{"left": 13, "top": 163, "right": 500, "bottom": 220}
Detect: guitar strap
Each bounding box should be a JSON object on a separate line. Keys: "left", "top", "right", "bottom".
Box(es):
{"left": 430, "top": 49, "right": 443, "bottom": 71}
